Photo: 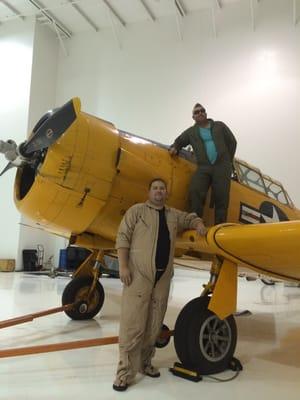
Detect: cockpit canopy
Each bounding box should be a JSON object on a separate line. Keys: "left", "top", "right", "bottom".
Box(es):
{"left": 234, "top": 158, "right": 293, "bottom": 207}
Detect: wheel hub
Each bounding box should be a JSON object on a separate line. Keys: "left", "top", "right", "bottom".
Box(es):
{"left": 209, "top": 331, "right": 217, "bottom": 343}
{"left": 199, "top": 315, "right": 231, "bottom": 362}
{"left": 75, "top": 286, "right": 99, "bottom": 313}
{"left": 78, "top": 302, "right": 88, "bottom": 313}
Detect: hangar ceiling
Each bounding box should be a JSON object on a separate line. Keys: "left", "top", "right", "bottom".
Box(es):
{"left": 0, "top": 0, "right": 298, "bottom": 40}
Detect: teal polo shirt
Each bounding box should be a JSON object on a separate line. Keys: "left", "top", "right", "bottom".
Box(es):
{"left": 198, "top": 125, "right": 218, "bottom": 164}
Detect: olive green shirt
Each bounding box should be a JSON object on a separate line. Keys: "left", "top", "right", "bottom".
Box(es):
{"left": 172, "top": 119, "right": 236, "bottom": 165}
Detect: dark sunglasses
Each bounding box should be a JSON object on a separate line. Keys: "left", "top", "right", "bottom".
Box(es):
{"left": 193, "top": 108, "right": 206, "bottom": 115}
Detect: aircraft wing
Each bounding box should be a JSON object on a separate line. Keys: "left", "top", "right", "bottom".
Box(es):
{"left": 176, "top": 220, "right": 300, "bottom": 282}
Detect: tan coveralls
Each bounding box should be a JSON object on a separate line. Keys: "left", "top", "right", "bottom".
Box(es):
{"left": 115, "top": 200, "right": 202, "bottom": 385}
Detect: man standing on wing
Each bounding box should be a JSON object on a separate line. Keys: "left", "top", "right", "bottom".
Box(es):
{"left": 169, "top": 103, "right": 237, "bottom": 224}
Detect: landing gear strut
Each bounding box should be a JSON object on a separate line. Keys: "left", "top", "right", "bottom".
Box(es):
{"left": 62, "top": 249, "right": 106, "bottom": 320}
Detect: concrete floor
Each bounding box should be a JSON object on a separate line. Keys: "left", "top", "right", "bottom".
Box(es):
{"left": 0, "top": 266, "right": 300, "bottom": 399}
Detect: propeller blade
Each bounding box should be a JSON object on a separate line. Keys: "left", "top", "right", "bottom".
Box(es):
{"left": 0, "top": 162, "right": 14, "bottom": 177}
{"left": 20, "top": 98, "right": 78, "bottom": 157}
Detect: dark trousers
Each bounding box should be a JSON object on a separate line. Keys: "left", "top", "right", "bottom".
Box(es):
{"left": 189, "top": 162, "right": 232, "bottom": 224}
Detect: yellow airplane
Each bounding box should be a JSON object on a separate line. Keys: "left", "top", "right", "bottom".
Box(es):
{"left": 1, "top": 97, "right": 300, "bottom": 375}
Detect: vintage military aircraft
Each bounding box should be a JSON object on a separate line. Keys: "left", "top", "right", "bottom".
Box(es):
{"left": 1, "top": 97, "right": 300, "bottom": 375}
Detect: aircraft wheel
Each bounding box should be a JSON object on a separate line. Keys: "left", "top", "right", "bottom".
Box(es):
{"left": 155, "top": 324, "right": 171, "bottom": 348}
{"left": 62, "top": 277, "right": 105, "bottom": 320}
{"left": 173, "top": 297, "right": 202, "bottom": 365}
{"left": 261, "top": 278, "right": 275, "bottom": 286}
{"left": 174, "top": 296, "right": 237, "bottom": 374}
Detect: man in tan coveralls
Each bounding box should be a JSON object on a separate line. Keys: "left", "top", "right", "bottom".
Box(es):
{"left": 113, "top": 178, "right": 207, "bottom": 391}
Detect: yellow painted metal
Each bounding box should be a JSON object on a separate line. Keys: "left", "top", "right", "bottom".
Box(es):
{"left": 175, "top": 220, "right": 300, "bottom": 318}
{"left": 73, "top": 249, "right": 107, "bottom": 280}
{"left": 228, "top": 180, "right": 300, "bottom": 223}
{"left": 73, "top": 250, "right": 98, "bottom": 279}
{"left": 87, "top": 133, "right": 194, "bottom": 239}
{"left": 175, "top": 231, "right": 214, "bottom": 254}
{"left": 12, "top": 97, "right": 300, "bottom": 287}
{"left": 203, "top": 180, "right": 300, "bottom": 227}
{"left": 15, "top": 174, "right": 104, "bottom": 235}
{"left": 14, "top": 98, "right": 119, "bottom": 236}
{"left": 206, "top": 221, "right": 300, "bottom": 281}
{"left": 70, "top": 233, "right": 114, "bottom": 250}
{"left": 208, "top": 259, "right": 237, "bottom": 319}
{"left": 180, "top": 220, "right": 300, "bottom": 282}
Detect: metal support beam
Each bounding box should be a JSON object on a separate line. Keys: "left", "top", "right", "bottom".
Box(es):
{"left": 174, "top": 0, "right": 187, "bottom": 17}
{"left": 52, "top": 20, "right": 68, "bottom": 57}
{"left": 211, "top": 6, "right": 217, "bottom": 38}
{"left": 169, "top": 0, "right": 184, "bottom": 40}
{"left": 107, "top": 7, "right": 122, "bottom": 49}
{"left": 174, "top": 6, "right": 183, "bottom": 40}
{"left": 215, "top": 0, "right": 222, "bottom": 9}
{"left": 68, "top": 0, "right": 99, "bottom": 32}
{"left": 139, "top": 0, "right": 156, "bottom": 22}
{"left": 27, "top": 0, "right": 72, "bottom": 38}
{"left": 293, "top": 0, "right": 298, "bottom": 26}
{"left": 250, "top": 0, "right": 255, "bottom": 31}
{"left": 0, "top": 0, "right": 24, "bottom": 20}
{"left": 102, "top": 0, "right": 126, "bottom": 27}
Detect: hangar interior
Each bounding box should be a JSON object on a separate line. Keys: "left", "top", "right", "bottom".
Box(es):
{"left": 0, "top": 0, "right": 300, "bottom": 399}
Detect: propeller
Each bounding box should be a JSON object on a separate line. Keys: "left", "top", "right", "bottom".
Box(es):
{"left": 0, "top": 98, "right": 79, "bottom": 176}
{"left": 0, "top": 162, "right": 14, "bottom": 177}
{"left": 0, "top": 139, "right": 18, "bottom": 177}
{"left": 19, "top": 98, "right": 77, "bottom": 157}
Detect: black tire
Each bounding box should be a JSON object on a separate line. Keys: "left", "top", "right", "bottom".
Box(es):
{"left": 62, "top": 277, "right": 105, "bottom": 320}
{"left": 155, "top": 324, "right": 171, "bottom": 348}
{"left": 174, "top": 296, "right": 237, "bottom": 374}
{"left": 174, "top": 297, "right": 203, "bottom": 366}
{"left": 246, "top": 276, "right": 256, "bottom": 281}
{"left": 261, "top": 278, "right": 275, "bottom": 286}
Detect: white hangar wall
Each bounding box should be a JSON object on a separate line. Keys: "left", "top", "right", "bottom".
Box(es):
{"left": 0, "top": 19, "right": 65, "bottom": 267}
{"left": 55, "top": 0, "right": 300, "bottom": 206}
{"left": 17, "top": 22, "right": 66, "bottom": 270}
{"left": 0, "top": 19, "right": 35, "bottom": 260}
